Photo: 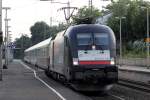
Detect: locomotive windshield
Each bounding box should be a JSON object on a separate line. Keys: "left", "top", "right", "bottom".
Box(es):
{"left": 77, "top": 33, "right": 109, "bottom": 46}
{"left": 94, "top": 33, "right": 109, "bottom": 45}
{"left": 77, "top": 33, "right": 92, "bottom": 45}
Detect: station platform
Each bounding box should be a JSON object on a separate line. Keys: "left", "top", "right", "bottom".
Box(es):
{"left": 0, "top": 60, "right": 60, "bottom": 100}
{"left": 1, "top": 59, "right": 150, "bottom": 100}
{"left": 119, "top": 65, "right": 150, "bottom": 73}
{"left": 118, "top": 65, "right": 150, "bottom": 84}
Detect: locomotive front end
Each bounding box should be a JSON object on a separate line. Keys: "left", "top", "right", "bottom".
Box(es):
{"left": 67, "top": 24, "right": 118, "bottom": 91}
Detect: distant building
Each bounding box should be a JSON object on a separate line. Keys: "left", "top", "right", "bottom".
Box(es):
{"left": 96, "top": 13, "right": 112, "bottom": 25}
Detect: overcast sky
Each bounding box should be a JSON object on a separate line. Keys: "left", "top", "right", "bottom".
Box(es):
{"left": 2, "top": 0, "right": 112, "bottom": 41}
{"left": 2, "top": 0, "right": 150, "bottom": 41}
{"left": 2, "top": 0, "right": 150, "bottom": 40}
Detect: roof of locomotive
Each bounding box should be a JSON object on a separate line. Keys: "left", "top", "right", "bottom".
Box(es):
{"left": 25, "top": 37, "right": 51, "bottom": 52}
{"left": 65, "top": 24, "right": 114, "bottom": 36}
{"left": 24, "top": 24, "right": 114, "bottom": 52}
{"left": 71, "top": 24, "right": 111, "bottom": 29}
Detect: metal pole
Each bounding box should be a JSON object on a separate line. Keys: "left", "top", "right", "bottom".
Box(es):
{"left": 5, "top": 18, "right": 8, "bottom": 69}
{"left": 40, "top": 0, "right": 76, "bottom": 25}
{"left": 6, "top": 21, "right": 8, "bottom": 66}
{"left": 50, "top": 17, "right": 52, "bottom": 26}
{"left": 89, "top": 0, "right": 92, "bottom": 14}
{"left": 21, "top": 34, "right": 24, "bottom": 59}
{"left": 120, "top": 18, "right": 122, "bottom": 59}
{"left": 91, "top": 0, "right": 92, "bottom": 14}
{"left": 147, "top": 7, "right": 149, "bottom": 68}
{"left": 4, "top": 19, "right": 10, "bottom": 68}
{"left": 67, "top": 1, "right": 70, "bottom": 24}
{"left": 3, "top": 7, "right": 10, "bottom": 68}
{"left": 0, "top": 0, "right": 2, "bottom": 81}
{"left": 6, "top": 25, "right": 11, "bottom": 64}
{"left": 50, "top": 1, "right": 53, "bottom": 27}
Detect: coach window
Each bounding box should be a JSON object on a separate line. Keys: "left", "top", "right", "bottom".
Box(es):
{"left": 38, "top": 49, "right": 40, "bottom": 57}
{"left": 36, "top": 49, "right": 38, "bottom": 57}
{"left": 41, "top": 49, "right": 42, "bottom": 56}
{"left": 35, "top": 49, "right": 37, "bottom": 57}
{"left": 39, "top": 49, "right": 42, "bottom": 57}
{"left": 33, "top": 51, "right": 34, "bottom": 57}
{"left": 43, "top": 48, "right": 46, "bottom": 56}
{"left": 43, "top": 48, "right": 45, "bottom": 56}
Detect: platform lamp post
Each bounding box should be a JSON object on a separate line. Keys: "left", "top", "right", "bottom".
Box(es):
{"left": 141, "top": 6, "right": 150, "bottom": 68}
{"left": 6, "top": 25, "right": 11, "bottom": 66}
{"left": 146, "top": 7, "right": 149, "bottom": 68}
{"left": 3, "top": 7, "right": 11, "bottom": 69}
{"left": 8, "top": 31, "right": 12, "bottom": 43}
{"left": 3, "top": 7, "right": 11, "bottom": 48}
{"left": 3, "top": 19, "right": 11, "bottom": 69}
{"left": 115, "top": 16, "right": 126, "bottom": 59}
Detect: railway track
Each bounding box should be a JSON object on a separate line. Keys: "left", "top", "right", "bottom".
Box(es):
{"left": 25, "top": 62, "right": 150, "bottom": 100}
{"left": 118, "top": 79, "right": 150, "bottom": 92}
{"left": 91, "top": 93, "right": 125, "bottom": 100}
{"left": 91, "top": 79, "right": 150, "bottom": 100}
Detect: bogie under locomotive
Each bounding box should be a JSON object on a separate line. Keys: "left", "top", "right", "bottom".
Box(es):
{"left": 24, "top": 24, "right": 118, "bottom": 91}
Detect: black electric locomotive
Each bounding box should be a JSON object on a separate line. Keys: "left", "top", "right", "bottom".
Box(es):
{"left": 24, "top": 24, "right": 118, "bottom": 91}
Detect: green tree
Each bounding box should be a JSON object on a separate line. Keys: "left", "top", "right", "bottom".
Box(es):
{"left": 30, "top": 22, "right": 67, "bottom": 45}
{"left": 14, "top": 35, "right": 31, "bottom": 59}
{"left": 106, "top": 0, "right": 150, "bottom": 57}
{"left": 50, "top": 23, "right": 67, "bottom": 38}
{"left": 30, "top": 21, "right": 51, "bottom": 45}
{"left": 72, "top": 6, "right": 101, "bottom": 24}
{"left": 107, "top": 0, "right": 150, "bottom": 42}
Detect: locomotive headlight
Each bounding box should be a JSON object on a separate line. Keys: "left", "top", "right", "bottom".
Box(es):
{"left": 73, "top": 58, "right": 79, "bottom": 65}
{"left": 92, "top": 45, "right": 96, "bottom": 50}
{"left": 110, "top": 58, "right": 115, "bottom": 65}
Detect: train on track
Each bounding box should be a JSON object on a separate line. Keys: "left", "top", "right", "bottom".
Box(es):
{"left": 24, "top": 24, "right": 118, "bottom": 91}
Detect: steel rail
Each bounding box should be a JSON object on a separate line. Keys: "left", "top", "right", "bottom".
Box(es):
{"left": 118, "top": 79, "right": 150, "bottom": 93}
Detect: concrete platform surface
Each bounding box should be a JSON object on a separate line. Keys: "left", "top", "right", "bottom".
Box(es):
{"left": 118, "top": 65, "right": 150, "bottom": 84}
{"left": 0, "top": 60, "right": 60, "bottom": 100}
{"left": 119, "top": 65, "right": 150, "bottom": 73}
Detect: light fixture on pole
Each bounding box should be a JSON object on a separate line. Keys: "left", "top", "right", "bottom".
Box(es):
{"left": 3, "top": 7, "right": 11, "bottom": 69}
{"left": 3, "top": 7, "right": 11, "bottom": 43}
{"left": 145, "top": 7, "right": 149, "bottom": 68}
{"left": 4, "top": 18, "right": 11, "bottom": 69}
{"left": 141, "top": 6, "right": 149, "bottom": 68}
{"left": 115, "top": 16, "right": 126, "bottom": 59}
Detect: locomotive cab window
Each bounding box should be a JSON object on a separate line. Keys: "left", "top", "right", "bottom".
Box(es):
{"left": 94, "top": 33, "right": 109, "bottom": 46}
{"left": 77, "top": 33, "right": 92, "bottom": 45}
